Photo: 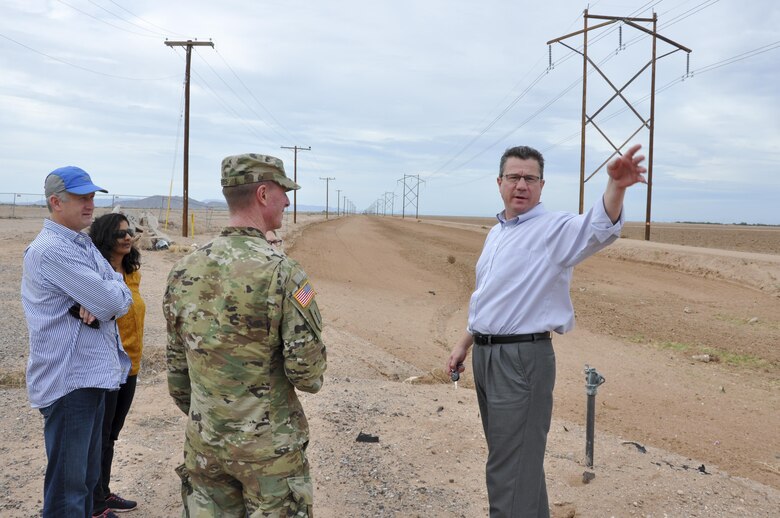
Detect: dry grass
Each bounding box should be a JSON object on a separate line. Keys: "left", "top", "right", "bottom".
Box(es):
{"left": 139, "top": 345, "right": 167, "bottom": 377}
{"left": 0, "top": 368, "right": 26, "bottom": 388}
{"left": 0, "top": 351, "right": 167, "bottom": 389}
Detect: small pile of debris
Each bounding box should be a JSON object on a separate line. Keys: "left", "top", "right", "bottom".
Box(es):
{"left": 115, "top": 207, "right": 172, "bottom": 251}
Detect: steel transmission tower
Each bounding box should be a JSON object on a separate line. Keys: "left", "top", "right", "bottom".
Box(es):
{"left": 384, "top": 192, "right": 396, "bottom": 216}
{"left": 397, "top": 174, "right": 425, "bottom": 219}
{"left": 547, "top": 10, "right": 690, "bottom": 240}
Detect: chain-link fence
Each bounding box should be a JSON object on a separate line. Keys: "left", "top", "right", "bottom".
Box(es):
{"left": 0, "top": 193, "right": 46, "bottom": 218}
{"left": 0, "top": 192, "right": 230, "bottom": 236}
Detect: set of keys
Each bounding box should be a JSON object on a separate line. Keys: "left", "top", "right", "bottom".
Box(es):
{"left": 450, "top": 362, "right": 464, "bottom": 388}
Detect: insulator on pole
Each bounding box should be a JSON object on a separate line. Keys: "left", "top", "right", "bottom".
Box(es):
{"left": 548, "top": 44, "right": 553, "bottom": 71}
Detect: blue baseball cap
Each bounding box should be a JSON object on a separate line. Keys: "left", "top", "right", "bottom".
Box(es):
{"left": 44, "top": 166, "right": 108, "bottom": 196}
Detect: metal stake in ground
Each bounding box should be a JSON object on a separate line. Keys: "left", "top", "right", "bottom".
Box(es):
{"left": 584, "top": 364, "right": 606, "bottom": 468}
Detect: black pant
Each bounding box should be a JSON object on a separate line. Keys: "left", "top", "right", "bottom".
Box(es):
{"left": 93, "top": 375, "right": 137, "bottom": 513}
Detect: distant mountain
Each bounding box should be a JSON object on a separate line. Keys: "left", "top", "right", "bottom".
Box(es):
{"left": 116, "top": 196, "right": 218, "bottom": 210}
{"left": 296, "top": 204, "right": 336, "bottom": 213}
{"left": 114, "top": 196, "right": 334, "bottom": 213}
{"left": 12, "top": 194, "right": 340, "bottom": 215}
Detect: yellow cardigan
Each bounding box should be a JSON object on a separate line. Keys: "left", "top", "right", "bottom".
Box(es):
{"left": 118, "top": 269, "right": 146, "bottom": 376}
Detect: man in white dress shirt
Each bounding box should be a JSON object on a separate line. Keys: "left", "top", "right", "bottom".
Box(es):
{"left": 446, "top": 144, "right": 646, "bottom": 518}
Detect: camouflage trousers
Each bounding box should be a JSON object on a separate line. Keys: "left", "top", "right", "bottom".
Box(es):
{"left": 176, "top": 441, "right": 313, "bottom": 518}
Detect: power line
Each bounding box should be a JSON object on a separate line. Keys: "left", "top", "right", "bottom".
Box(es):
{"left": 430, "top": 2, "right": 724, "bottom": 182}
{"left": 660, "top": 0, "right": 721, "bottom": 29}
{"left": 577, "top": 39, "right": 780, "bottom": 128}
{"left": 427, "top": 69, "right": 549, "bottom": 178}
{"left": 165, "top": 46, "right": 279, "bottom": 147}
{"left": 431, "top": 36, "right": 780, "bottom": 190}
{"left": 425, "top": 1, "right": 669, "bottom": 181}
{"left": 164, "top": 77, "right": 187, "bottom": 232}
{"left": 690, "top": 39, "right": 780, "bottom": 75}
{"left": 213, "top": 48, "right": 299, "bottom": 144}
{"left": 0, "top": 32, "right": 177, "bottom": 81}
{"left": 619, "top": 0, "right": 721, "bottom": 49}
{"left": 103, "top": 0, "right": 186, "bottom": 38}
{"left": 451, "top": 75, "right": 583, "bottom": 173}
{"left": 84, "top": 0, "right": 167, "bottom": 37}
{"left": 54, "top": 0, "right": 160, "bottom": 39}
{"left": 547, "top": 37, "right": 780, "bottom": 149}
{"left": 199, "top": 50, "right": 296, "bottom": 144}
{"left": 192, "top": 48, "right": 283, "bottom": 144}
{"left": 205, "top": 49, "right": 328, "bottom": 179}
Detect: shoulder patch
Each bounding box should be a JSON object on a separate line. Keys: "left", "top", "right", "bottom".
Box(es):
{"left": 293, "top": 280, "right": 316, "bottom": 308}
{"left": 291, "top": 270, "right": 307, "bottom": 285}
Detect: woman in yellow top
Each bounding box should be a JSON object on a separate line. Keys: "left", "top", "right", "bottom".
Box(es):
{"left": 89, "top": 213, "right": 146, "bottom": 516}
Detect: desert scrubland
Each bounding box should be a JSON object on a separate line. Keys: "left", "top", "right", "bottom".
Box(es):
{"left": 1, "top": 207, "right": 778, "bottom": 517}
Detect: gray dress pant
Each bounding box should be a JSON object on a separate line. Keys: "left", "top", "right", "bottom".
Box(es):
{"left": 472, "top": 338, "right": 556, "bottom": 518}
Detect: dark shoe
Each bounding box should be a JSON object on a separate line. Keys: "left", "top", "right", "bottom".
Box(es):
{"left": 93, "top": 510, "right": 119, "bottom": 518}
{"left": 105, "top": 493, "right": 138, "bottom": 512}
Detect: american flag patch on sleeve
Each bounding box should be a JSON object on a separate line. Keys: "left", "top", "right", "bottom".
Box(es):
{"left": 293, "top": 280, "right": 315, "bottom": 308}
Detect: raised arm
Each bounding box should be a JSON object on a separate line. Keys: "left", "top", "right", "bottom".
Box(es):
{"left": 603, "top": 144, "right": 647, "bottom": 223}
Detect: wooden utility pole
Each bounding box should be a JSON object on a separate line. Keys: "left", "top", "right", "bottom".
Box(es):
{"left": 547, "top": 11, "right": 690, "bottom": 240}
{"left": 164, "top": 39, "right": 214, "bottom": 237}
{"left": 319, "top": 177, "right": 335, "bottom": 219}
{"left": 280, "top": 146, "right": 311, "bottom": 223}
{"left": 335, "top": 189, "right": 342, "bottom": 216}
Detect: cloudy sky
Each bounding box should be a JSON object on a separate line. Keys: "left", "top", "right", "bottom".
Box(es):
{"left": 1, "top": 0, "right": 778, "bottom": 224}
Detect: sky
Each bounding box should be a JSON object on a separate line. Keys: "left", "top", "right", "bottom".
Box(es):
{"left": 1, "top": 0, "right": 779, "bottom": 224}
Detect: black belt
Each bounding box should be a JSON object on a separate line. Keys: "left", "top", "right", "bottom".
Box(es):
{"left": 473, "top": 332, "right": 551, "bottom": 345}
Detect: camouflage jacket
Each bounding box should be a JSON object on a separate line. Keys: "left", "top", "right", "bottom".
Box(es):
{"left": 163, "top": 227, "right": 326, "bottom": 461}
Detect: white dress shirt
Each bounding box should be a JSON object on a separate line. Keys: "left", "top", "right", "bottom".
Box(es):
{"left": 468, "top": 199, "right": 623, "bottom": 336}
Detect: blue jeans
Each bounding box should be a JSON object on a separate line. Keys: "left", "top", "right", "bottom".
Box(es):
{"left": 39, "top": 387, "right": 106, "bottom": 518}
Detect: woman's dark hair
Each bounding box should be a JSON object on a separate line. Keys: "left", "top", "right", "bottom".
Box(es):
{"left": 89, "top": 213, "right": 141, "bottom": 274}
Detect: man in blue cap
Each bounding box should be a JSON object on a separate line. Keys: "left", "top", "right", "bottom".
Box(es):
{"left": 21, "top": 166, "right": 133, "bottom": 518}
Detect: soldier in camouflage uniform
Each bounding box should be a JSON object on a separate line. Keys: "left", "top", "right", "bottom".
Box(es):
{"left": 163, "top": 153, "right": 327, "bottom": 517}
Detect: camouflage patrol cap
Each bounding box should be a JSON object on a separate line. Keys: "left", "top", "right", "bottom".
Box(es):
{"left": 221, "top": 153, "right": 300, "bottom": 191}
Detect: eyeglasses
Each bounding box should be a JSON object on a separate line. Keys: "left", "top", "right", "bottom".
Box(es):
{"left": 113, "top": 229, "right": 135, "bottom": 240}
{"left": 268, "top": 239, "right": 283, "bottom": 246}
{"left": 502, "top": 174, "right": 541, "bottom": 185}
